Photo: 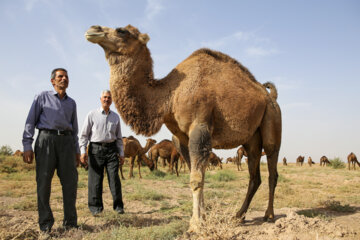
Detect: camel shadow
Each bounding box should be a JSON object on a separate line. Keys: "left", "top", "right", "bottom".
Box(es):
{"left": 296, "top": 206, "right": 360, "bottom": 218}
{"left": 239, "top": 214, "right": 287, "bottom": 226}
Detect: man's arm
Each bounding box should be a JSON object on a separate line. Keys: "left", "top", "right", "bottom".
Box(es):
{"left": 79, "top": 112, "right": 92, "bottom": 167}
{"left": 22, "top": 94, "right": 41, "bottom": 164}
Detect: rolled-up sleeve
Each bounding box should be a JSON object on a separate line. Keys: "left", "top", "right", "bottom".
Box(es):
{"left": 22, "top": 95, "right": 41, "bottom": 152}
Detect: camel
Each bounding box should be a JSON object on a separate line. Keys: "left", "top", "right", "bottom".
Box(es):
{"left": 85, "top": 24, "right": 282, "bottom": 231}
{"left": 296, "top": 156, "right": 305, "bottom": 166}
{"left": 207, "top": 152, "right": 223, "bottom": 170}
{"left": 13, "top": 150, "right": 23, "bottom": 157}
{"left": 307, "top": 156, "right": 315, "bottom": 167}
{"left": 122, "top": 136, "right": 156, "bottom": 178}
{"left": 347, "top": 152, "right": 360, "bottom": 170}
{"left": 148, "top": 139, "right": 183, "bottom": 176}
{"left": 282, "top": 157, "right": 287, "bottom": 166}
{"left": 226, "top": 157, "right": 236, "bottom": 164}
{"left": 319, "top": 156, "right": 331, "bottom": 166}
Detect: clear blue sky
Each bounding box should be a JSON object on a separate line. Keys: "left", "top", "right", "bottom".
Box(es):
{"left": 1, "top": 0, "right": 359, "bottom": 162}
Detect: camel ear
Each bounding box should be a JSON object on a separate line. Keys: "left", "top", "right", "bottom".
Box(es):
{"left": 139, "top": 33, "right": 150, "bottom": 44}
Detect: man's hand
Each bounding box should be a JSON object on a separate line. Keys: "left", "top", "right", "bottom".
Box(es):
{"left": 23, "top": 150, "right": 34, "bottom": 164}
{"left": 119, "top": 156, "right": 125, "bottom": 166}
{"left": 80, "top": 153, "right": 88, "bottom": 168}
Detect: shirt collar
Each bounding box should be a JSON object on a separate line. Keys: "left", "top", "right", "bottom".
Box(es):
{"left": 51, "top": 90, "right": 68, "bottom": 99}
{"left": 98, "top": 107, "right": 112, "bottom": 115}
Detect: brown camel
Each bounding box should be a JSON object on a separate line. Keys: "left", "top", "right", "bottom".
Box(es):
{"left": 207, "top": 152, "right": 223, "bottom": 170}
{"left": 283, "top": 157, "right": 287, "bottom": 166}
{"left": 296, "top": 156, "right": 305, "bottom": 166}
{"left": 307, "top": 156, "right": 315, "bottom": 167}
{"left": 13, "top": 150, "right": 23, "bottom": 157}
{"left": 122, "top": 136, "right": 156, "bottom": 178}
{"left": 320, "top": 156, "right": 331, "bottom": 166}
{"left": 226, "top": 157, "right": 236, "bottom": 164}
{"left": 148, "top": 139, "right": 183, "bottom": 176}
{"left": 86, "top": 24, "right": 282, "bottom": 231}
{"left": 347, "top": 152, "right": 360, "bottom": 170}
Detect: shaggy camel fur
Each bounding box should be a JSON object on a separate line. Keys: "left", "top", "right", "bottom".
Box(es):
{"left": 86, "top": 24, "right": 282, "bottom": 231}
{"left": 283, "top": 157, "right": 287, "bottom": 166}
{"left": 207, "top": 152, "right": 222, "bottom": 170}
{"left": 347, "top": 152, "right": 360, "bottom": 170}
{"left": 13, "top": 150, "right": 23, "bottom": 157}
{"left": 296, "top": 156, "right": 305, "bottom": 166}
{"left": 320, "top": 156, "right": 331, "bottom": 166}
{"left": 307, "top": 157, "right": 315, "bottom": 167}
{"left": 122, "top": 136, "right": 156, "bottom": 178}
{"left": 148, "top": 139, "right": 182, "bottom": 176}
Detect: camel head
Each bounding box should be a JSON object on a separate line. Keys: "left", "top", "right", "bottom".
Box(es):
{"left": 85, "top": 25, "right": 150, "bottom": 61}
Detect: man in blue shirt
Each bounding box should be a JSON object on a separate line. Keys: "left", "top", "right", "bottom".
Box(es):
{"left": 22, "top": 68, "right": 80, "bottom": 232}
{"left": 79, "top": 90, "right": 125, "bottom": 216}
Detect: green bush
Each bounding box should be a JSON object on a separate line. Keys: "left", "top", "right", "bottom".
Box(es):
{"left": 0, "top": 145, "right": 13, "bottom": 156}
{"left": 330, "top": 157, "right": 345, "bottom": 169}
{"left": 207, "top": 170, "right": 236, "bottom": 182}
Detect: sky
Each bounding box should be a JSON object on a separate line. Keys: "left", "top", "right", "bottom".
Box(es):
{"left": 1, "top": 0, "right": 359, "bottom": 163}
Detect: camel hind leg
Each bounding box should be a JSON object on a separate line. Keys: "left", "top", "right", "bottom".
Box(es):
{"left": 236, "top": 130, "right": 262, "bottom": 222}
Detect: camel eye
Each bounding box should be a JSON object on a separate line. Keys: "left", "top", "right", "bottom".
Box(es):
{"left": 116, "top": 28, "right": 129, "bottom": 36}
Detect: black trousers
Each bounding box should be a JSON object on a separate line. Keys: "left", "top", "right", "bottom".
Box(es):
{"left": 34, "top": 131, "right": 78, "bottom": 231}
{"left": 88, "top": 143, "right": 123, "bottom": 213}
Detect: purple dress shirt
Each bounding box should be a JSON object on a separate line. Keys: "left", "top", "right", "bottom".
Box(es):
{"left": 22, "top": 90, "right": 80, "bottom": 153}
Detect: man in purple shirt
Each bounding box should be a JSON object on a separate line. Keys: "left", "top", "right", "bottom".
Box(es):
{"left": 22, "top": 68, "right": 80, "bottom": 232}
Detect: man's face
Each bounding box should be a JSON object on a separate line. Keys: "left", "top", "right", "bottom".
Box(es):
{"left": 101, "top": 92, "right": 112, "bottom": 109}
{"left": 51, "top": 70, "right": 69, "bottom": 90}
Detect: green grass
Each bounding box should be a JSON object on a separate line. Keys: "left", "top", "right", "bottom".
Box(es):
{"left": 206, "top": 170, "right": 237, "bottom": 182}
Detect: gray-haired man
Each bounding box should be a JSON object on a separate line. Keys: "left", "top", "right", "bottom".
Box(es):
{"left": 79, "top": 90, "right": 125, "bottom": 216}
{"left": 22, "top": 68, "right": 80, "bottom": 232}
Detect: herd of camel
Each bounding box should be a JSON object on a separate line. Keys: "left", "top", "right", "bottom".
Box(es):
{"left": 13, "top": 138, "right": 360, "bottom": 179}
{"left": 291, "top": 153, "right": 360, "bottom": 170}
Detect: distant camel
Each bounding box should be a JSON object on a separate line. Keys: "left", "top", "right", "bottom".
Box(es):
{"left": 207, "top": 152, "right": 223, "bottom": 170}
{"left": 296, "top": 156, "right": 305, "bottom": 166}
{"left": 319, "top": 156, "right": 331, "bottom": 167}
{"left": 283, "top": 157, "right": 287, "bottom": 166}
{"left": 347, "top": 152, "right": 360, "bottom": 170}
{"left": 307, "top": 157, "right": 315, "bottom": 167}
{"left": 148, "top": 139, "right": 184, "bottom": 176}
{"left": 236, "top": 146, "right": 247, "bottom": 171}
{"left": 123, "top": 136, "right": 156, "bottom": 178}
{"left": 13, "top": 150, "right": 23, "bottom": 157}
{"left": 226, "top": 157, "right": 236, "bottom": 164}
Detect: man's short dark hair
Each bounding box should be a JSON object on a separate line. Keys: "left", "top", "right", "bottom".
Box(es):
{"left": 51, "top": 68, "right": 68, "bottom": 79}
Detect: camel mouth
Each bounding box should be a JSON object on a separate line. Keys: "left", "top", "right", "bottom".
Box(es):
{"left": 85, "top": 31, "right": 105, "bottom": 43}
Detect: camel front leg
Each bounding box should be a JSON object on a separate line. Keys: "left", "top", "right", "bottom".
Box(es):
{"left": 188, "top": 123, "right": 211, "bottom": 232}
{"left": 129, "top": 157, "right": 135, "bottom": 178}
{"left": 137, "top": 156, "right": 142, "bottom": 178}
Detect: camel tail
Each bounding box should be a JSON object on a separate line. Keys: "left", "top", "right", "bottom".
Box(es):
{"left": 263, "top": 82, "right": 278, "bottom": 100}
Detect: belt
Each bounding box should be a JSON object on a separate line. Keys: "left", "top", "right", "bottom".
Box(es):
{"left": 91, "top": 141, "right": 116, "bottom": 147}
{"left": 40, "top": 129, "right": 72, "bottom": 136}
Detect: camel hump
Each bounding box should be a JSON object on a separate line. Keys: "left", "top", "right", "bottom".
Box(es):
{"left": 263, "top": 81, "right": 278, "bottom": 100}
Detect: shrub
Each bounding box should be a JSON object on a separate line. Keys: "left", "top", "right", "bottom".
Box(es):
{"left": 0, "top": 145, "right": 13, "bottom": 156}
{"left": 207, "top": 170, "right": 236, "bottom": 182}
{"left": 330, "top": 157, "right": 345, "bottom": 169}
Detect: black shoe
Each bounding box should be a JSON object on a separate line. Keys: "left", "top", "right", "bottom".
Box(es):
{"left": 64, "top": 224, "right": 79, "bottom": 229}
{"left": 40, "top": 226, "right": 51, "bottom": 233}
{"left": 116, "top": 208, "right": 125, "bottom": 214}
{"left": 91, "top": 210, "right": 102, "bottom": 216}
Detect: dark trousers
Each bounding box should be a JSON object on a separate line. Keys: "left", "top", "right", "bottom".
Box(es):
{"left": 34, "top": 131, "right": 78, "bottom": 231}
{"left": 88, "top": 143, "right": 123, "bottom": 213}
